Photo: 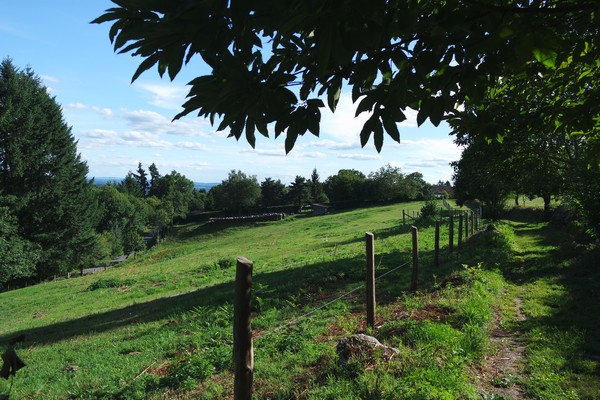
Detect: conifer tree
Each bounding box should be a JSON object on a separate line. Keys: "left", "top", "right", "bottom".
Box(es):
{"left": 0, "top": 59, "right": 98, "bottom": 278}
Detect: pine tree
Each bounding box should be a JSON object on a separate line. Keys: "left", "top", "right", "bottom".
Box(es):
{"left": 148, "top": 162, "right": 161, "bottom": 197}
{"left": 134, "top": 161, "right": 149, "bottom": 196}
{"left": 0, "top": 59, "right": 99, "bottom": 278}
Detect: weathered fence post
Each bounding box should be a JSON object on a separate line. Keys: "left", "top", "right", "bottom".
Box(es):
{"left": 365, "top": 232, "right": 376, "bottom": 329}
{"left": 434, "top": 221, "right": 440, "bottom": 267}
{"left": 234, "top": 257, "right": 254, "bottom": 400}
{"left": 464, "top": 212, "right": 469, "bottom": 239}
{"left": 410, "top": 226, "right": 419, "bottom": 292}
{"left": 471, "top": 212, "right": 475, "bottom": 235}
{"left": 402, "top": 210, "right": 406, "bottom": 225}
{"left": 449, "top": 215, "right": 454, "bottom": 253}
{"left": 458, "top": 215, "right": 463, "bottom": 246}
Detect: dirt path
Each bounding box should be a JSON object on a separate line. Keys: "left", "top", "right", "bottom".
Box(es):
{"left": 474, "top": 294, "right": 528, "bottom": 399}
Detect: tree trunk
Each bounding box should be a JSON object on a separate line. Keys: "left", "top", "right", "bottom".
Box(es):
{"left": 543, "top": 195, "right": 551, "bottom": 219}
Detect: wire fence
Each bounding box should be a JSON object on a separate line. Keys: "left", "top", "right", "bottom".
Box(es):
{"left": 257, "top": 260, "right": 411, "bottom": 340}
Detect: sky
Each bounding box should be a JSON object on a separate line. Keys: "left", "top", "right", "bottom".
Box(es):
{"left": 1, "top": 1, "right": 463, "bottom": 185}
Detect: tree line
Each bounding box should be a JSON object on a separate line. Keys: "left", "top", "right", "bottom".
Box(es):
{"left": 205, "top": 165, "right": 432, "bottom": 215}
{"left": 0, "top": 59, "right": 205, "bottom": 288}
{"left": 0, "top": 58, "right": 437, "bottom": 289}
{"left": 94, "top": 1, "right": 599, "bottom": 238}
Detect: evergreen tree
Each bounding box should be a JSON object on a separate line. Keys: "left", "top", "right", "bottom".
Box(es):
{"left": 0, "top": 201, "right": 40, "bottom": 287}
{"left": 288, "top": 176, "right": 311, "bottom": 212}
{"left": 309, "top": 168, "right": 328, "bottom": 204}
{"left": 134, "top": 161, "right": 149, "bottom": 196}
{"left": 118, "top": 172, "right": 144, "bottom": 197}
{"left": 148, "top": 162, "right": 161, "bottom": 196}
{"left": 0, "top": 59, "right": 98, "bottom": 278}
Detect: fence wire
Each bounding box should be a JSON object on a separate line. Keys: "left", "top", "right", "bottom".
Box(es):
{"left": 257, "top": 260, "right": 411, "bottom": 340}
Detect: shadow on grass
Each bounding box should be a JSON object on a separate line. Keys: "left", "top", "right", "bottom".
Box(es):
{"left": 0, "top": 246, "right": 434, "bottom": 348}
{"left": 498, "top": 216, "right": 600, "bottom": 365}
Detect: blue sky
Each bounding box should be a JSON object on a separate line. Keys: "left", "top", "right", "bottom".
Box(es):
{"left": 1, "top": 1, "right": 462, "bottom": 184}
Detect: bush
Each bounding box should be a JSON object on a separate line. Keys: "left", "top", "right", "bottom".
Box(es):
{"left": 87, "top": 277, "right": 136, "bottom": 291}
{"left": 420, "top": 199, "right": 438, "bottom": 217}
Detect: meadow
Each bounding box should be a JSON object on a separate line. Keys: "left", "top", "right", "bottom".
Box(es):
{"left": 0, "top": 201, "right": 598, "bottom": 399}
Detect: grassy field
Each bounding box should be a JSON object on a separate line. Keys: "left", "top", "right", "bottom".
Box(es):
{"left": 0, "top": 201, "right": 598, "bottom": 399}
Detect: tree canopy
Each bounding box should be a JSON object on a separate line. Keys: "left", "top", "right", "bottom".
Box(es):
{"left": 0, "top": 59, "right": 99, "bottom": 278}
{"left": 94, "top": 1, "right": 599, "bottom": 156}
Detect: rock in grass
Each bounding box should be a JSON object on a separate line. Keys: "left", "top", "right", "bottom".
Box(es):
{"left": 336, "top": 334, "right": 399, "bottom": 366}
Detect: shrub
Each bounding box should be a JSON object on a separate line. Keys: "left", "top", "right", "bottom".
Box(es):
{"left": 420, "top": 199, "right": 438, "bottom": 217}
{"left": 87, "top": 277, "right": 136, "bottom": 291}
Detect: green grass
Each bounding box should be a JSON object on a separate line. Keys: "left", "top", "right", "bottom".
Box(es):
{"left": 0, "top": 201, "right": 598, "bottom": 399}
{"left": 484, "top": 217, "right": 600, "bottom": 400}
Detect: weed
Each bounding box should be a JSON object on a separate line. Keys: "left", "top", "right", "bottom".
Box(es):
{"left": 160, "top": 354, "right": 215, "bottom": 391}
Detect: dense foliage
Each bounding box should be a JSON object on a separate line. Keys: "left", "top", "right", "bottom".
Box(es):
{"left": 450, "top": 62, "right": 600, "bottom": 233}
{"left": 94, "top": 162, "right": 203, "bottom": 261}
{"left": 0, "top": 59, "right": 99, "bottom": 280}
{"left": 94, "top": 1, "right": 599, "bottom": 157}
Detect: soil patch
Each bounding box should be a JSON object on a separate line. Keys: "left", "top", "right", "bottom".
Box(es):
{"left": 473, "top": 297, "right": 527, "bottom": 399}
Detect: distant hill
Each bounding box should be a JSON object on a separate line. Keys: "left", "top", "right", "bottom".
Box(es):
{"left": 194, "top": 182, "right": 218, "bottom": 191}
{"left": 89, "top": 177, "right": 217, "bottom": 191}
{"left": 90, "top": 177, "right": 122, "bottom": 186}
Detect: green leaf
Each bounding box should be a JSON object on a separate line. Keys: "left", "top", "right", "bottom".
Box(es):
{"left": 168, "top": 48, "right": 185, "bottom": 81}
{"left": 131, "top": 54, "right": 160, "bottom": 83}
{"left": 245, "top": 118, "right": 256, "bottom": 148}
{"left": 417, "top": 99, "right": 430, "bottom": 127}
{"left": 285, "top": 128, "right": 298, "bottom": 154}
{"left": 533, "top": 48, "right": 557, "bottom": 69}
{"left": 360, "top": 119, "right": 372, "bottom": 147}
{"left": 316, "top": 24, "right": 333, "bottom": 75}
{"left": 382, "top": 115, "right": 400, "bottom": 143}
{"left": 373, "top": 118, "right": 384, "bottom": 152}
{"left": 327, "top": 79, "right": 342, "bottom": 112}
{"left": 355, "top": 96, "right": 376, "bottom": 117}
{"left": 429, "top": 97, "right": 445, "bottom": 127}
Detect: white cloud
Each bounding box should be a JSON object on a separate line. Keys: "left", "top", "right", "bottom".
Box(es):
{"left": 320, "top": 94, "right": 420, "bottom": 144}
{"left": 320, "top": 93, "right": 369, "bottom": 145}
{"left": 175, "top": 141, "right": 208, "bottom": 151}
{"left": 136, "top": 83, "right": 188, "bottom": 110}
{"left": 122, "top": 109, "right": 213, "bottom": 138}
{"left": 79, "top": 129, "right": 118, "bottom": 139}
{"left": 122, "top": 130, "right": 160, "bottom": 142}
{"left": 306, "top": 139, "right": 361, "bottom": 151}
{"left": 240, "top": 148, "right": 326, "bottom": 159}
{"left": 92, "top": 106, "right": 113, "bottom": 117}
{"left": 400, "top": 108, "right": 418, "bottom": 127}
{"left": 337, "top": 153, "right": 383, "bottom": 161}
{"left": 41, "top": 75, "right": 59, "bottom": 84}
{"left": 240, "top": 148, "right": 286, "bottom": 157}
{"left": 67, "top": 102, "right": 87, "bottom": 110}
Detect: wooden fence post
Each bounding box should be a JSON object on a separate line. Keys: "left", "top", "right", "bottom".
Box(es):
{"left": 464, "top": 212, "right": 469, "bottom": 239}
{"left": 410, "top": 226, "right": 419, "bottom": 292}
{"left": 234, "top": 257, "right": 254, "bottom": 400}
{"left": 458, "top": 215, "right": 463, "bottom": 246}
{"left": 470, "top": 212, "right": 475, "bottom": 236}
{"left": 449, "top": 215, "right": 454, "bottom": 253}
{"left": 365, "top": 232, "right": 376, "bottom": 329}
{"left": 434, "top": 221, "right": 440, "bottom": 267}
{"left": 402, "top": 210, "right": 406, "bottom": 225}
